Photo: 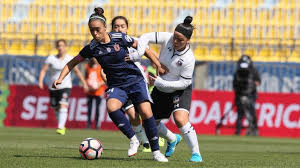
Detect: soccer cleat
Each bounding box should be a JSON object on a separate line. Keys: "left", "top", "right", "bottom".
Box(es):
{"left": 56, "top": 128, "right": 66, "bottom": 135}
{"left": 152, "top": 151, "right": 168, "bottom": 162}
{"left": 128, "top": 138, "right": 140, "bottom": 157}
{"left": 142, "top": 143, "right": 151, "bottom": 152}
{"left": 159, "top": 137, "right": 165, "bottom": 147}
{"left": 142, "top": 147, "right": 151, "bottom": 152}
{"left": 165, "top": 134, "right": 182, "bottom": 157}
{"left": 189, "top": 153, "right": 203, "bottom": 162}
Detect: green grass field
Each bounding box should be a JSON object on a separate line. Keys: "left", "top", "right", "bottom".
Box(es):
{"left": 1, "top": 127, "right": 300, "bottom": 168}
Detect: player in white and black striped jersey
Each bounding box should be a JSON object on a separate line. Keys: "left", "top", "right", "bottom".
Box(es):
{"left": 133, "top": 16, "right": 203, "bottom": 162}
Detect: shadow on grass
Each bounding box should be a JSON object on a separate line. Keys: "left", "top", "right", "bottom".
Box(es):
{"left": 14, "top": 155, "right": 82, "bottom": 160}
{"left": 49, "top": 146, "right": 128, "bottom": 152}
{"left": 13, "top": 155, "right": 154, "bottom": 162}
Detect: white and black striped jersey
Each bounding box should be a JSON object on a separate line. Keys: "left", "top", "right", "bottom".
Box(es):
{"left": 137, "top": 32, "right": 195, "bottom": 93}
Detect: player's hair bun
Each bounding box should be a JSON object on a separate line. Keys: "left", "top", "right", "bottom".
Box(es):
{"left": 184, "top": 16, "right": 193, "bottom": 25}
{"left": 94, "top": 7, "right": 104, "bottom": 15}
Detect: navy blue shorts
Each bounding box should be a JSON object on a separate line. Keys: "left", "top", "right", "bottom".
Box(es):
{"left": 106, "top": 80, "right": 152, "bottom": 107}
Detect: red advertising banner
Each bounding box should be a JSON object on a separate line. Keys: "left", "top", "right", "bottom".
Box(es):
{"left": 4, "top": 85, "right": 300, "bottom": 138}
{"left": 4, "top": 85, "right": 116, "bottom": 130}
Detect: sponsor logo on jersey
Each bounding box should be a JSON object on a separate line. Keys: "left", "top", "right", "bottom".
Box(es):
{"left": 114, "top": 43, "right": 120, "bottom": 51}
{"left": 98, "top": 50, "right": 103, "bottom": 55}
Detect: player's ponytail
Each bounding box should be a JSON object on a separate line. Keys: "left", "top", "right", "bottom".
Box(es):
{"left": 89, "top": 7, "right": 106, "bottom": 24}
{"left": 175, "top": 16, "right": 194, "bottom": 39}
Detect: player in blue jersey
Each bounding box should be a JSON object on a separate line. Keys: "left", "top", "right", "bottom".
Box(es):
{"left": 52, "top": 7, "right": 167, "bottom": 162}
{"left": 111, "top": 16, "right": 165, "bottom": 152}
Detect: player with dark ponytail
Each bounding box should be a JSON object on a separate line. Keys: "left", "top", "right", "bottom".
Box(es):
{"left": 133, "top": 16, "right": 203, "bottom": 162}
{"left": 52, "top": 7, "right": 168, "bottom": 162}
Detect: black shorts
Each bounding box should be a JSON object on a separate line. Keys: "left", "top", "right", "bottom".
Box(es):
{"left": 49, "top": 88, "right": 71, "bottom": 108}
{"left": 151, "top": 85, "right": 192, "bottom": 120}
{"left": 122, "top": 99, "right": 134, "bottom": 111}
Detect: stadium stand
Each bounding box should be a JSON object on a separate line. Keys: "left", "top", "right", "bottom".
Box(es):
{"left": 0, "top": 0, "right": 299, "bottom": 62}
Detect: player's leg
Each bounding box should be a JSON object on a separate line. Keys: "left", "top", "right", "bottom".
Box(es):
{"left": 129, "top": 81, "right": 168, "bottom": 162}
{"left": 136, "top": 102, "right": 167, "bottom": 162}
{"left": 106, "top": 88, "right": 139, "bottom": 157}
{"left": 156, "top": 121, "right": 181, "bottom": 156}
{"left": 86, "top": 96, "right": 93, "bottom": 129}
{"left": 173, "top": 110, "right": 202, "bottom": 162}
{"left": 49, "top": 90, "right": 59, "bottom": 121}
{"left": 94, "top": 96, "right": 101, "bottom": 129}
{"left": 56, "top": 88, "right": 71, "bottom": 135}
{"left": 149, "top": 87, "right": 180, "bottom": 156}
{"left": 124, "top": 100, "right": 150, "bottom": 151}
{"left": 171, "top": 85, "right": 202, "bottom": 162}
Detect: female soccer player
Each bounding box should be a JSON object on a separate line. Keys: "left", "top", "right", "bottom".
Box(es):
{"left": 110, "top": 15, "right": 166, "bottom": 152}
{"left": 38, "top": 39, "right": 88, "bottom": 135}
{"left": 135, "top": 16, "right": 203, "bottom": 162}
{"left": 52, "top": 7, "right": 167, "bottom": 162}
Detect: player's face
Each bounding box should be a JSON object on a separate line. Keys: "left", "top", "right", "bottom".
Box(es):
{"left": 56, "top": 41, "right": 66, "bottom": 55}
{"left": 173, "top": 31, "right": 189, "bottom": 51}
{"left": 112, "top": 19, "right": 128, "bottom": 34}
{"left": 89, "top": 20, "right": 107, "bottom": 42}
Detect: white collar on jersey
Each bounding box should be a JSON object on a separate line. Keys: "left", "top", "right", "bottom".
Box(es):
{"left": 172, "top": 44, "right": 190, "bottom": 58}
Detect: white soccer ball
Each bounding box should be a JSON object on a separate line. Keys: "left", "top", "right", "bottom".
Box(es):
{"left": 79, "top": 137, "right": 103, "bottom": 160}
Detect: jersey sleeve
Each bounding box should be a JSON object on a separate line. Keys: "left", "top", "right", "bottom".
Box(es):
{"left": 137, "top": 32, "right": 172, "bottom": 56}
{"left": 79, "top": 45, "right": 93, "bottom": 59}
{"left": 44, "top": 56, "right": 52, "bottom": 65}
{"left": 121, "top": 33, "right": 135, "bottom": 47}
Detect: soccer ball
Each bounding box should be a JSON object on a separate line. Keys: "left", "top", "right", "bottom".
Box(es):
{"left": 79, "top": 137, "right": 103, "bottom": 160}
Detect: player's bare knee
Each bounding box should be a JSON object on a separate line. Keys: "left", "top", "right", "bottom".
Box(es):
{"left": 106, "top": 98, "right": 122, "bottom": 112}
{"left": 173, "top": 111, "right": 189, "bottom": 127}
{"left": 137, "top": 101, "right": 152, "bottom": 119}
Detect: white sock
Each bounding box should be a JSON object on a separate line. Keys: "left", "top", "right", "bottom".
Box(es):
{"left": 179, "top": 122, "right": 200, "bottom": 155}
{"left": 58, "top": 108, "right": 68, "bottom": 129}
{"left": 157, "top": 122, "right": 176, "bottom": 142}
{"left": 132, "top": 124, "right": 149, "bottom": 144}
{"left": 152, "top": 150, "right": 160, "bottom": 155}
{"left": 130, "top": 135, "right": 138, "bottom": 141}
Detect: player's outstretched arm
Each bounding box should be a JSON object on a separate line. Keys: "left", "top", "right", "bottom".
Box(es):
{"left": 144, "top": 49, "right": 168, "bottom": 75}
{"left": 52, "top": 55, "right": 84, "bottom": 89}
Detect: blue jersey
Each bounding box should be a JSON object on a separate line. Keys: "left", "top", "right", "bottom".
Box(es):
{"left": 79, "top": 32, "right": 144, "bottom": 88}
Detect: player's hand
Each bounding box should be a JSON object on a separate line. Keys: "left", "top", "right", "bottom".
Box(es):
{"left": 124, "top": 55, "right": 132, "bottom": 62}
{"left": 148, "top": 73, "right": 157, "bottom": 86}
{"left": 125, "top": 51, "right": 141, "bottom": 62}
{"left": 157, "top": 63, "right": 169, "bottom": 76}
{"left": 38, "top": 82, "right": 44, "bottom": 89}
{"left": 52, "top": 80, "right": 62, "bottom": 89}
{"left": 83, "top": 83, "right": 89, "bottom": 93}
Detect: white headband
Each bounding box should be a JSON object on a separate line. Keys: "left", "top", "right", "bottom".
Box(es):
{"left": 89, "top": 15, "right": 106, "bottom": 23}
